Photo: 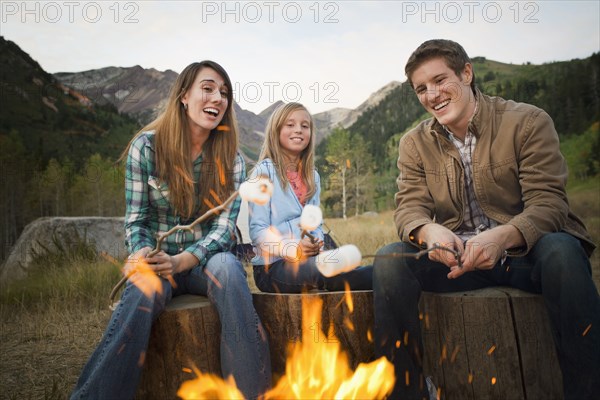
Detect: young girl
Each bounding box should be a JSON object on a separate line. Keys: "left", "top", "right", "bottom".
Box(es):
{"left": 70, "top": 61, "right": 271, "bottom": 399}
{"left": 248, "top": 102, "right": 372, "bottom": 293}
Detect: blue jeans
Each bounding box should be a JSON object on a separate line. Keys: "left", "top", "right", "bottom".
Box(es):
{"left": 70, "top": 252, "right": 271, "bottom": 400}
{"left": 373, "top": 233, "right": 600, "bottom": 400}
{"left": 253, "top": 257, "right": 373, "bottom": 293}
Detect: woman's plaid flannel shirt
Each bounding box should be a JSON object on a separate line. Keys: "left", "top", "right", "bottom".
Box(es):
{"left": 124, "top": 131, "right": 245, "bottom": 268}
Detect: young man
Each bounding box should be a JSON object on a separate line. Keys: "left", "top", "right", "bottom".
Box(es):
{"left": 373, "top": 39, "right": 599, "bottom": 399}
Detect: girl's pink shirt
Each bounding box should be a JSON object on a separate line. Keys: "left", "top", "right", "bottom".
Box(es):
{"left": 286, "top": 170, "right": 307, "bottom": 206}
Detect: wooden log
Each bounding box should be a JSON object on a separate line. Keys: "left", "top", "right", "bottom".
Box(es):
{"left": 137, "top": 288, "right": 562, "bottom": 400}
{"left": 252, "top": 290, "right": 376, "bottom": 378}
{"left": 420, "top": 288, "right": 563, "bottom": 400}
{"left": 136, "top": 295, "right": 221, "bottom": 400}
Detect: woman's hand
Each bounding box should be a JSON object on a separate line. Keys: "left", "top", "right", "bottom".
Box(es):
{"left": 144, "top": 251, "right": 180, "bottom": 278}
{"left": 123, "top": 246, "right": 152, "bottom": 277}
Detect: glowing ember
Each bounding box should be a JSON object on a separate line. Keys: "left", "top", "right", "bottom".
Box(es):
{"left": 178, "top": 296, "right": 395, "bottom": 399}
{"left": 582, "top": 324, "right": 592, "bottom": 336}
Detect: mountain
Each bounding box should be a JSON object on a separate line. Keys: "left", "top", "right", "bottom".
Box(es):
{"left": 313, "top": 81, "right": 402, "bottom": 143}
{"left": 54, "top": 66, "right": 178, "bottom": 123}
{"left": 0, "top": 36, "right": 141, "bottom": 261}
{"left": 53, "top": 67, "right": 402, "bottom": 153}
{"left": 54, "top": 66, "right": 271, "bottom": 160}
{"left": 0, "top": 37, "right": 139, "bottom": 164}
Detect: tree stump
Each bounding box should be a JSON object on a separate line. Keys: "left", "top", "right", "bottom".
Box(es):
{"left": 252, "top": 290, "right": 375, "bottom": 378}
{"left": 137, "top": 288, "right": 562, "bottom": 400}
{"left": 420, "top": 287, "right": 563, "bottom": 400}
{"left": 136, "top": 295, "right": 221, "bottom": 399}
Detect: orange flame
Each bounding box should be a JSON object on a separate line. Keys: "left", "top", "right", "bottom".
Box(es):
{"left": 125, "top": 259, "right": 163, "bottom": 299}
{"left": 178, "top": 368, "right": 243, "bottom": 399}
{"left": 178, "top": 296, "right": 395, "bottom": 399}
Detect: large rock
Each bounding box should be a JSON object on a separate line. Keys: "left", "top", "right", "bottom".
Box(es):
{"left": 1, "top": 217, "right": 127, "bottom": 285}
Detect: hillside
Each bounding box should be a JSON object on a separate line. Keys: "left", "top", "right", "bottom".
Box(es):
{"left": 0, "top": 37, "right": 140, "bottom": 163}
{"left": 0, "top": 37, "right": 140, "bottom": 261}
{"left": 54, "top": 66, "right": 178, "bottom": 123}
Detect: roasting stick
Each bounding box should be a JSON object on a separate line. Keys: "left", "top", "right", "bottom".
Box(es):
{"left": 109, "top": 177, "right": 274, "bottom": 309}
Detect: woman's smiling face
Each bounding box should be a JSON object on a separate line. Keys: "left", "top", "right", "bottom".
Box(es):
{"left": 181, "top": 67, "right": 229, "bottom": 134}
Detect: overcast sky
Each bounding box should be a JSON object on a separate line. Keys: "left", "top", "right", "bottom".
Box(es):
{"left": 2, "top": 0, "right": 599, "bottom": 114}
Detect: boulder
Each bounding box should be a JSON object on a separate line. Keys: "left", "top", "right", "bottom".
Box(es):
{"left": 1, "top": 217, "right": 127, "bottom": 285}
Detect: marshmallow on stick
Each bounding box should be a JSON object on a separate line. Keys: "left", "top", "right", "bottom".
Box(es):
{"left": 239, "top": 176, "right": 273, "bottom": 205}
{"left": 300, "top": 204, "right": 323, "bottom": 243}
{"left": 316, "top": 244, "right": 363, "bottom": 277}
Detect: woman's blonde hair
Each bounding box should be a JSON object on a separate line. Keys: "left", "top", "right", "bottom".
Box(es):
{"left": 124, "top": 61, "right": 239, "bottom": 217}
{"left": 258, "top": 102, "right": 316, "bottom": 200}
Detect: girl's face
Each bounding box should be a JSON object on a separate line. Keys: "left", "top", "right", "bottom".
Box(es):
{"left": 278, "top": 109, "right": 311, "bottom": 159}
{"left": 181, "top": 67, "right": 229, "bottom": 134}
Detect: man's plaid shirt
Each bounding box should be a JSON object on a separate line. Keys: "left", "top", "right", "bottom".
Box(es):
{"left": 447, "top": 128, "right": 498, "bottom": 240}
{"left": 124, "top": 131, "right": 245, "bottom": 268}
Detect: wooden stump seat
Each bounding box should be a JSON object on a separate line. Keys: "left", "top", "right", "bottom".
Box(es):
{"left": 420, "top": 288, "right": 563, "bottom": 400}
{"left": 136, "top": 295, "right": 221, "bottom": 399}
{"left": 137, "top": 288, "right": 563, "bottom": 400}
{"left": 252, "top": 290, "right": 375, "bottom": 377}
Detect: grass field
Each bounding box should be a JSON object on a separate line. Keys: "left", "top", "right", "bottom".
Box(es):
{"left": 0, "top": 186, "right": 598, "bottom": 399}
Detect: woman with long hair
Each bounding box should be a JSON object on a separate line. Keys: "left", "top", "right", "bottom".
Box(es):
{"left": 71, "top": 61, "right": 271, "bottom": 399}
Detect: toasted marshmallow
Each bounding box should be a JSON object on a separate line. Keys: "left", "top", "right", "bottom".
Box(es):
{"left": 315, "top": 244, "right": 362, "bottom": 277}
{"left": 300, "top": 204, "right": 323, "bottom": 231}
{"left": 239, "top": 177, "right": 273, "bottom": 205}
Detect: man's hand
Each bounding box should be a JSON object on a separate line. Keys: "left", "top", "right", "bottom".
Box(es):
{"left": 414, "top": 224, "right": 464, "bottom": 268}
{"left": 447, "top": 225, "right": 524, "bottom": 279}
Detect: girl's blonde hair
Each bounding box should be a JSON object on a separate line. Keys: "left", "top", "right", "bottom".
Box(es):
{"left": 124, "top": 61, "right": 239, "bottom": 217}
{"left": 258, "top": 102, "right": 316, "bottom": 200}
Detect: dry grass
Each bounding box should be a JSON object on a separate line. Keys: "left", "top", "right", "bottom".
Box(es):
{"left": 0, "top": 186, "right": 598, "bottom": 399}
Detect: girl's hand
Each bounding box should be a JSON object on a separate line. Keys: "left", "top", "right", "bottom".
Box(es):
{"left": 299, "top": 237, "right": 323, "bottom": 258}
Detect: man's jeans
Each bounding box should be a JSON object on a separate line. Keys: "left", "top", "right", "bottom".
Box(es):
{"left": 71, "top": 252, "right": 271, "bottom": 400}
{"left": 373, "top": 233, "right": 600, "bottom": 400}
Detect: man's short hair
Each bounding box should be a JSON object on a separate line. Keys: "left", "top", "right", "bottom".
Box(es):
{"left": 405, "top": 39, "right": 476, "bottom": 93}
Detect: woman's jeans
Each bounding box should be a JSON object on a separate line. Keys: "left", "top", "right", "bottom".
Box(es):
{"left": 373, "top": 233, "right": 600, "bottom": 400}
{"left": 70, "top": 252, "right": 271, "bottom": 400}
{"left": 253, "top": 256, "right": 373, "bottom": 293}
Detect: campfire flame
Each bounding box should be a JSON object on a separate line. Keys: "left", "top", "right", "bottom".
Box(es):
{"left": 178, "top": 296, "right": 395, "bottom": 399}
{"left": 124, "top": 258, "right": 163, "bottom": 299}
